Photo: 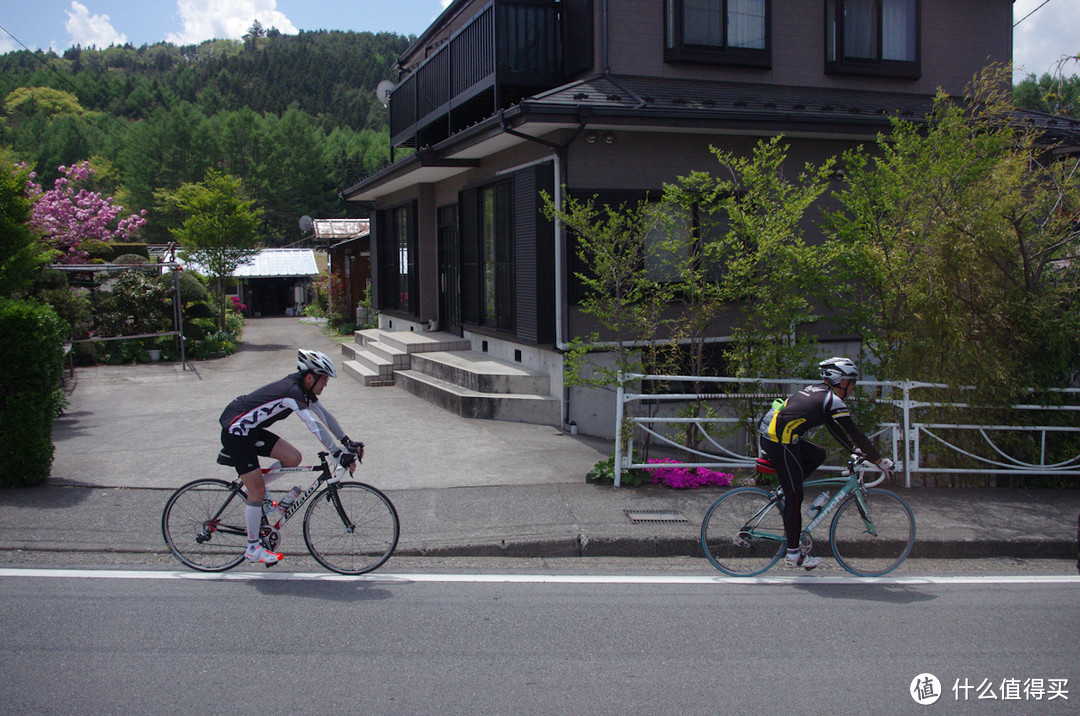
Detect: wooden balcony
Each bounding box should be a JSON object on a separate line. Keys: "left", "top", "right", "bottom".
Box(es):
{"left": 390, "top": 0, "right": 591, "bottom": 149}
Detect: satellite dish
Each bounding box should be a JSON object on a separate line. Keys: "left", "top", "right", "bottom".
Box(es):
{"left": 299, "top": 215, "right": 314, "bottom": 234}
{"left": 376, "top": 80, "right": 396, "bottom": 107}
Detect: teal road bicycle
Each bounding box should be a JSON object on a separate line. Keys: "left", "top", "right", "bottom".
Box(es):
{"left": 701, "top": 455, "right": 915, "bottom": 577}
{"left": 162, "top": 449, "right": 399, "bottom": 575}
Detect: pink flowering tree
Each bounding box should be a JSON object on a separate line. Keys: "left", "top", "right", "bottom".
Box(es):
{"left": 25, "top": 161, "right": 147, "bottom": 264}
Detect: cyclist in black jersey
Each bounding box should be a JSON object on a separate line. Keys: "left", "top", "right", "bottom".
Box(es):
{"left": 218, "top": 349, "right": 362, "bottom": 565}
{"left": 758, "top": 357, "right": 894, "bottom": 570}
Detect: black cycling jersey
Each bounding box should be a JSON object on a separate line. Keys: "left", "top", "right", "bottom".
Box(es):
{"left": 759, "top": 382, "right": 881, "bottom": 463}
{"left": 220, "top": 372, "right": 344, "bottom": 451}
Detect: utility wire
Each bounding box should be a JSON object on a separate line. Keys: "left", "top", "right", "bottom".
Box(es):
{"left": 1014, "top": 0, "right": 1050, "bottom": 27}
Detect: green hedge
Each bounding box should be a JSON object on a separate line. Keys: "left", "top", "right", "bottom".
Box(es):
{"left": 81, "top": 242, "right": 150, "bottom": 263}
{"left": 0, "top": 299, "right": 67, "bottom": 487}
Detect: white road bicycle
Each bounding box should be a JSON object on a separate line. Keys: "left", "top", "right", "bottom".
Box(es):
{"left": 162, "top": 449, "right": 399, "bottom": 575}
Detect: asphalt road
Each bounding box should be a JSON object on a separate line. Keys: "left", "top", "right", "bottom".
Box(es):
{"left": 1, "top": 564, "right": 1076, "bottom": 715}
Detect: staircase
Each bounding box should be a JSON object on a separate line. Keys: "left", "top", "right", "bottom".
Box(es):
{"left": 341, "top": 329, "right": 561, "bottom": 427}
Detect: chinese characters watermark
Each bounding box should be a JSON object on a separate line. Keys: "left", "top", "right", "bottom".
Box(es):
{"left": 911, "top": 674, "right": 1069, "bottom": 705}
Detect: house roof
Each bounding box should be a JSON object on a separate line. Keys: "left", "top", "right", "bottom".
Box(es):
{"left": 524, "top": 74, "right": 936, "bottom": 128}
{"left": 185, "top": 249, "right": 319, "bottom": 279}
{"left": 342, "top": 73, "right": 1080, "bottom": 202}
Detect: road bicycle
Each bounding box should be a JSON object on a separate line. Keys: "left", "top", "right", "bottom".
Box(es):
{"left": 700, "top": 454, "right": 915, "bottom": 577}
{"left": 162, "top": 449, "right": 399, "bottom": 575}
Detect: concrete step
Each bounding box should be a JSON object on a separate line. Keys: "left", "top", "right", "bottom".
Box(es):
{"left": 410, "top": 351, "right": 550, "bottom": 395}
{"left": 395, "top": 369, "right": 561, "bottom": 427}
{"left": 342, "top": 359, "right": 384, "bottom": 386}
{"left": 340, "top": 344, "right": 394, "bottom": 384}
{"left": 380, "top": 330, "right": 471, "bottom": 355}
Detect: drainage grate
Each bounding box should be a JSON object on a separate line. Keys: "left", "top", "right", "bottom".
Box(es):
{"left": 624, "top": 509, "right": 689, "bottom": 524}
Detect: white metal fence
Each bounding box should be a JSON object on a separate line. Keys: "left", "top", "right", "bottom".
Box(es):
{"left": 614, "top": 374, "right": 1080, "bottom": 488}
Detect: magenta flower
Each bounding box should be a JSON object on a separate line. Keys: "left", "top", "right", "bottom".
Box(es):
{"left": 646, "top": 458, "right": 734, "bottom": 489}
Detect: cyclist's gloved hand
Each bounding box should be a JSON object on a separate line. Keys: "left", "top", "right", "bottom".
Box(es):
{"left": 338, "top": 451, "right": 357, "bottom": 468}
{"left": 340, "top": 435, "right": 365, "bottom": 462}
{"left": 877, "top": 457, "right": 894, "bottom": 474}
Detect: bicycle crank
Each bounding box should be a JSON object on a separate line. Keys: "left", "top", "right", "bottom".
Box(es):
{"left": 259, "top": 526, "right": 280, "bottom": 551}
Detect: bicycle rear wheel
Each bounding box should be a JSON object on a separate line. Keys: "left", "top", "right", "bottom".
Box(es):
{"left": 303, "top": 482, "right": 399, "bottom": 575}
{"left": 829, "top": 488, "right": 915, "bottom": 577}
{"left": 162, "top": 478, "right": 247, "bottom": 571}
{"left": 701, "top": 487, "right": 786, "bottom": 576}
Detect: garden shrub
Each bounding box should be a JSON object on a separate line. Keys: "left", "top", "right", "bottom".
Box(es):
{"left": 0, "top": 298, "right": 66, "bottom": 487}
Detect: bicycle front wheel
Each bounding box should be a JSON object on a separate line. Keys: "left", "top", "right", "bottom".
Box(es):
{"left": 162, "top": 478, "right": 247, "bottom": 571}
{"left": 829, "top": 489, "right": 915, "bottom": 577}
{"left": 303, "top": 482, "right": 399, "bottom": 575}
{"left": 701, "top": 487, "right": 786, "bottom": 576}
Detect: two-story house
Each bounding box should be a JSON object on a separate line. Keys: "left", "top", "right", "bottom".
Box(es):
{"left": 340, "top": 0, "right": 1015, "bottom": 437}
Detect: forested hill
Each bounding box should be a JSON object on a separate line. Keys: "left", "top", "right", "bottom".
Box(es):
{"left": 0, "top": 30, "right": 413, "bottom": 244}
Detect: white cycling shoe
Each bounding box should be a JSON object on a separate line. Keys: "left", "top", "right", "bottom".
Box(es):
{"left": 245, "top": 544, "right": 283, "bottom": 565}
{"left": 784, "top": 552, "right": 821, "bottom": 570}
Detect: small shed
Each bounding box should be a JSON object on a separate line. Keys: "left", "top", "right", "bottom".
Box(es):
{"left": 185, "top": 248, "right": 320, "bottom": 317}
{"left": 314, "top": 219, "right": 371, "bottom": 323}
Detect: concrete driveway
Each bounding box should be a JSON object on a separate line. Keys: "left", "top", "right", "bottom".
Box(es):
{"left": 51, "top": 317, "right": 609, "bottom": 491}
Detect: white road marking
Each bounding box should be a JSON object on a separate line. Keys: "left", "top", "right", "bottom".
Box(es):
{"left": 0, "top": 568, "right": 1078, "bottom": 585}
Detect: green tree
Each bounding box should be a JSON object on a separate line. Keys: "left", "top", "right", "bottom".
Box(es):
{"left": 167, "top": 170, "right": 261, "bottom": 329}
{"left": 3, "top": 87, "right": 84, "bottom": 123}
{"left": 540, "top": 191, "right": 675, "bottom": 392}
{"left": 0, "top": 149, "right": 51, "bottom": 297}
{"left": 824, "top": 64, "right": 1080, "bottom": 400}
{"left": 663, "top": 136, "right": 833, "bottom": 381}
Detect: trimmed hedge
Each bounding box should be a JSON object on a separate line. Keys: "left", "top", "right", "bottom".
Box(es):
{"left": 0, "top": 299, "right": 67, "bottom": 487}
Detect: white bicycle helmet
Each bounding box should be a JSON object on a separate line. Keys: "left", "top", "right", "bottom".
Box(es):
{"left": 818, "top": 356, "right": 860, "bottom": 386}
{"left": 297, "top": 349, "right": 337, "bottom": 378}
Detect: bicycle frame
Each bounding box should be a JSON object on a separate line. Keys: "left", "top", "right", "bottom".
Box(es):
{"left": 208, "top": 452, "right": 350, "bottom": 542}
{"left": 745, "top": 461, "right": 884, "bottom": 544}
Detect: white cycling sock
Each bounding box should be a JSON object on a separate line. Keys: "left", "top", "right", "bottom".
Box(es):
{"left": 245, "top": 503, "right": 262, "bottom": 542}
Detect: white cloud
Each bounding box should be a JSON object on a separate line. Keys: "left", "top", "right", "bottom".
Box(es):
{"left": 1013, "top": 0, "right": 1079, "bottom": 79}
{"left": 65, "top": 1, "right": 128, "bottom": 48}
{"left": 166, "top": 0, "right": 298, "bottom": 45}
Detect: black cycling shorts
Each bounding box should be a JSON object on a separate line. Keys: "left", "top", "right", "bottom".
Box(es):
{"left": 219, "top": 428, "right": 281, "bottom": 475}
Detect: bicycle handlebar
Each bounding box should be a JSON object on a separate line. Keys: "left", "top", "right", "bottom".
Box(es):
{"left": 845, "top": 453, "right": 890, "bottom": 488}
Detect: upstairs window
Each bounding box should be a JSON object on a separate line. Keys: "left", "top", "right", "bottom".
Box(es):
{"left": 665, "top": 0, "right": 771, "bottom": 68}
{"left": 826, "top": 0, "right": 920, "bottom": 78}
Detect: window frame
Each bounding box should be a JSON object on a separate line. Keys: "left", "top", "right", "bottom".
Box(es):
{"left": 664, "top": 0, "right": 772, "bottom": 69}
{"left": 825, "top": 0, "right": 921, "bottom": 79}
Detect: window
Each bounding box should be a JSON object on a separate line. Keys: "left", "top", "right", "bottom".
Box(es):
{"left": 478, "top": 181, "right": 514, "bottom": 330}
{"left": 665, "top": 0, "right": 770, "bottom": 67}
{"left": 826, "top": 0, "right": 919, "bottom": 78}
{"left": 381, "top": 203, "right": 415, "bottom": 314}
{"left": 644, "top": 202, "right": 728, "bottom": 284}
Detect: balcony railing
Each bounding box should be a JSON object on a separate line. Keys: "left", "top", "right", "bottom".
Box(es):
{"left": 390, "top": 0, "right": 579, "bottom": 149}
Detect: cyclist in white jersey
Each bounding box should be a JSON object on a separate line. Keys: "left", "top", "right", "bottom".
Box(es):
{"left": 218, "top": 349, "right": 362, "bottom": 564}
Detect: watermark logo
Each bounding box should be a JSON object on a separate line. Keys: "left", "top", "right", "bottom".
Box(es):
{"left": 911, "top": 673, "right": 942, "bottom": 705}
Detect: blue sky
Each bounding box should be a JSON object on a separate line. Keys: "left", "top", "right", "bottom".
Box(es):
{"left": 0, "top": 0, "right": 1076, "bottom": 79}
